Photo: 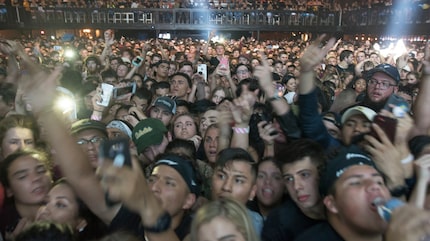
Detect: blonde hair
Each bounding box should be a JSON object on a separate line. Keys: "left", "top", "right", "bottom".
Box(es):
{"left": 190, "top": 198, "right": 260, "bottom": 241}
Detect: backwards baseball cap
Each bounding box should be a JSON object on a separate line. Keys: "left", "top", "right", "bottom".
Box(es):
{"left": 107, "top": 120, "right": 132, "bottom": 138}
{"left": 132, "top": 118, "right": 168, "bottom": 154}
{"left": 341, "top": 106, "right": 376, "bottom": 125}
{"left": 320, "top": 145, "right": 379, "bottom": 196}
{"left": 153, "top": 154, "right": 200, "bottom": 196}
{"left": 70, "top": 119, "right": 107, "bottom": 136}
{"left": 367, "top": 63, "right": 400, "bottom": 84}
{"left": 152, "top": 96, "right": 176, "bottom": 115}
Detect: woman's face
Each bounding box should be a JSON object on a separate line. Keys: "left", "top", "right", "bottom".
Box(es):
{"left": 7, "top": 155, "right": 51, "bottom": 205}
{"left": 173, "top": 115, "right": 197, "bottom": 140}
{"left": 212, "top": 90, "right": 226, "bottom": 105}
{"left": 36, "top": 183, "right": 83, "bottom": 229}
{"left": 407, "top": 74, "right": 418, "bottom": 85}
{"left": 2, "top": 127, "right": 35, "bottom": 158}
{"left": 204, "top": 127, "right": 219, "bottom": 164}
{"left": 354, "top": 78, "right": 367, "bottom": 93}
{"left": 116, "top": 64, "right": 129, "bottom": 78}
{"left": 256, "top": 161, "right": 284, "bottom": 209}
{"left": 197, "top": 216, "right": 246, "bottom": 241}
{"left": 285, "top": 78, "right": 297, "bottom": 92}
{"left": 115, "top": 108, "right": 129, "bottom": 121}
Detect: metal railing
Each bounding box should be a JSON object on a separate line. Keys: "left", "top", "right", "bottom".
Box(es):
{"left": 0, "top": 6, "right": 428, "bottom": 33}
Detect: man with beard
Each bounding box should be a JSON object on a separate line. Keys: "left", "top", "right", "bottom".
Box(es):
{"left": 360, "top": 63, "right": 400, "bottom": 112}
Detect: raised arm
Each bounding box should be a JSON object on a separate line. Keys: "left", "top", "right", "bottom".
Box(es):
{"left": 411, "top": 42, "right": 430, "bottom": 136}
{"left": 16, "top": 44, "right": 120, "bottom": 225}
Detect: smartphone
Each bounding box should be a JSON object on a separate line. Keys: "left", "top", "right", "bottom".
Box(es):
{"left": 275, "top": 83, "right": 285, "bottom": 97}
{"left": 132, "top": 56, "right": 143, "bottom": 66}
{"left": 370, "top": 115, "right": 397, "bottom": 143}
{"left": 55, "top": 86, "right": 77, "bottom": 121}
{"left": 99, "top": 138, "right": 131, "bottom": 167}
{"left": 97, "top": 83, "right": 114, "bottom": 107}
{"left": 383, "top": 94, "right": 409, "bottom": 118}
{"left": 197, "top": 63, "right": 208, "bottom": 82}
{"left": 219, "top": 57, "right": 228, "bottom": 70}
{"left": 53, "top": 45, "right": 62, "bottom": 51}
{"left": 99, "top": 138, "right": 131, "bottom": 206}
{"left": 254, "top": 112, "right": 279, "bottom": 136}
{"left": 113, "top": 82, "right": 137, "bottom": 99}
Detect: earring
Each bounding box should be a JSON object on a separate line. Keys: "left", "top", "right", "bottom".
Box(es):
{"left": 78, "top": 227, "right": 85, "bottom": 232}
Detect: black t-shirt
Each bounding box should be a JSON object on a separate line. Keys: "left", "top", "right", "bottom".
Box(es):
{"left": 261, "top": 199, "right": 323, "bottom": 241}
{"left": 109, "top": 206, "right": 192, "bottom": 240}
{"left": 336, "top": 64, "right": 355, "bottom": 77}
{"left": 294, "top": 222, "right": 344, "bottom": 241}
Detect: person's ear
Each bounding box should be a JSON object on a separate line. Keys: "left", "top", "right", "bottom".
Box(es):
{"left": 323, "top": 195, "right": 339, "bottom": 214}
{"left": 6, "top": 188, "right": 13, "bottom": 198}
{"left": 248, "top": 184, "right": 257, "bottom": 201}
{"left": 182, "top": 193, "right": 196, "bottom": 210}
{"left": 167, "top": 131, "right": 173, "bottom": 142}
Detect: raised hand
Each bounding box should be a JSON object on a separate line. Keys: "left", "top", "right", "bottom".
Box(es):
{"left": 300, "top": 35, "right": 336, "bottom": 72}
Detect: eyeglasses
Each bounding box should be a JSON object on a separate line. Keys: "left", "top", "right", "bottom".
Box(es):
{"left": 368, "top": 79, "right": 397, "bottom": 90}
{"left": 76, "top": 137, "right": 105, "bottom": 145}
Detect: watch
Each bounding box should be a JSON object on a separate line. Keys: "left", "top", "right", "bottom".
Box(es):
{"left": 142, "top": 212, "right": 171, "bottom": 233}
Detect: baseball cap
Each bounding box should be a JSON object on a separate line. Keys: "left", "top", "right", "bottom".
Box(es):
{"left": 106, "top": 120, "right": 132, "bottom": 138}
{"left": 152, "top": 96, "right": 176, "bottom": 115}
{"left": 121, "top": 57, "right": 131, "bottom": 65}
{"left": 70, "top": 119, "right": 107, "bottom": 136}
{"left": 132, "top": 118, "right": 168, "bottom": 154}
{"left": 320, "top": 145, "right": 379, "bottom": 196}
{"left": 153, "top": 154, "right": 201, "bottom": 196}
{"left": 341, "top": 106, "right": 376, "bottom": 125}
{"left": 367, "top": 63, "right": 400, "bottom": 84}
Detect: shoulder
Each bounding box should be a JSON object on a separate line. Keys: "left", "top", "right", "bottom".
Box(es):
{"left": 294, "top": 222, "right": 344, "bottom": 241}
{"left": 262, "top": 200, "right": 323, "bottom": 241}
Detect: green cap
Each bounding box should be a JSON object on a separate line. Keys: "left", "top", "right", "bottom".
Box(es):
{"left": 132, "top": 118, "right": 167, "bottom": 154}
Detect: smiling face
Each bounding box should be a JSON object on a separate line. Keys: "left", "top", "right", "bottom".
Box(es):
{"left": 354, "top": 78, "right": 367, "bottom": 94}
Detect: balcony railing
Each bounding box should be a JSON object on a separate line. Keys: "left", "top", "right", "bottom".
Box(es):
{"left": 0, "top": 6, "right": 429, "bottom": 34}
{"left": 0, "top": 7, "right": 339, "bottom": 31}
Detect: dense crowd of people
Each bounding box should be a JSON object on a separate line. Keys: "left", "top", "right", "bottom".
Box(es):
{"left": 0, "top": 0, "right": 403, "bottom": 11}
{"left": 0, "top": 28, "right": 430, "bottom": 241}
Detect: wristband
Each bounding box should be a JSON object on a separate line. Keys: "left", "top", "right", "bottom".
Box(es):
{"left": 232, "top": 126, "right": 250, "bottom": 134}
{"left": 91, "top": 113, "right": 102, "bottom": 121}
{"left": 400, "top": 153, "right": 414, "bottom": 164}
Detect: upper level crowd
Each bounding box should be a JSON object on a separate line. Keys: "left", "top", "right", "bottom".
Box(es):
{"left": 0, "top": 0, "right": 405, "bottom": 11}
